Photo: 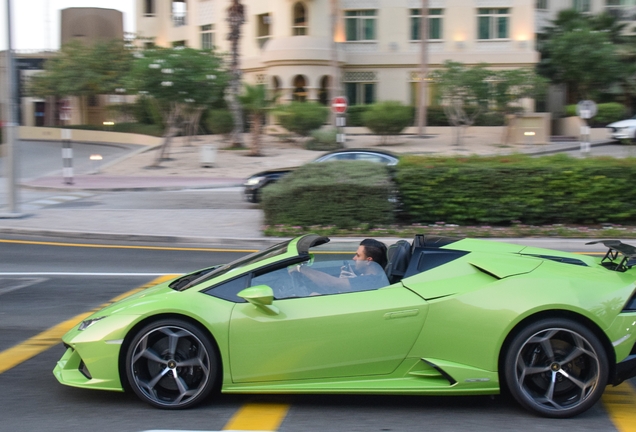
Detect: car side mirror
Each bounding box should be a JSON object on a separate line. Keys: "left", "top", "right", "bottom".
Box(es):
{"left": 238, "top": 285, "right": 279, "bottom": 315}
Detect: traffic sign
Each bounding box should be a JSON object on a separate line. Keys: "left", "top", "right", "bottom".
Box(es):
{"left": 576, "top": 100, "right": 597, "bottom": 120}
{"left": 331, "top": 96, "right": 348, "bottom": 114}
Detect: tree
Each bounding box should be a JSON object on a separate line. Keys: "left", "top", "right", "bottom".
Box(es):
{"left": 227, "top": 0, "right": 246, "bottom": 148}
{"left": 361, "top": 101, "right": 412, "bottom": 144}
{"left": 239, "top": 84, "right": 275, "bottom": 156}
{"left": 492, "top": 69, "right": 548, "bottom": 144}
{"left": 29, "top": 39, "right": 133, "bottom": 124}
{"left": 430, "top": 61, "right": 493, "bottom": 145}
{"left": 128, "top": 46, "right": 228, "bottom": 166}
{"left": 538, "top": 10, "right": 625, "bottom": 104}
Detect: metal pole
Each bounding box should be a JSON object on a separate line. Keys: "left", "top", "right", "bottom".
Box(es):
{"left": 416, "top": 0, "right": 428, "bottom": 137}
{"left": 2, "top": 0, "right": 20, "bottom": 217}
{"left": 330, "top": 0, "right": 340, "bottom": 127}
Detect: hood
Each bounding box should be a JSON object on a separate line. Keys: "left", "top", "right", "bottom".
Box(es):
{"left": 607, "top": 119, "right": 636, "bottom": 128}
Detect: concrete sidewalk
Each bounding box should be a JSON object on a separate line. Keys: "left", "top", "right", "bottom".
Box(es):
{"left": 0, "top": 130, "right": 616, "bottom": 248}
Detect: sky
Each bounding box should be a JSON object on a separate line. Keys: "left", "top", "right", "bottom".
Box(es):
{"left": 0, "top": 0, "right": 136, "bottom": 51}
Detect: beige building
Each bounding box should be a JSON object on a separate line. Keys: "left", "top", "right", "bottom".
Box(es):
{"left": 136, "top": 0, "right": 539, "bottom": 106}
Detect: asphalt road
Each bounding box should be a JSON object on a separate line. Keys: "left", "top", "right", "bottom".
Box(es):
{"left": 0, "top": 237, "right": 634, "bottom": 432}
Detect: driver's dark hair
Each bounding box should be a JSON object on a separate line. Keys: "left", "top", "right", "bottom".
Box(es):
{"left": 360, "top": 239, "right": 388, "bottom": 269}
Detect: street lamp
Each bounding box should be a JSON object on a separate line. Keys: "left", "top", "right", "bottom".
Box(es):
{"left": 417, "top": 0, "right": 429, "bottom": 137}
{"left": 1, "top": 0, "right": 21, "bottom": 217}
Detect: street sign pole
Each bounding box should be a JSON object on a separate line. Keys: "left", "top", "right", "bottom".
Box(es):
{"left": 576, "top": 100, "right": 597, "bottom": 156}
{"left": 332, "top": 97, "right": 348, "bottom": 146}
{"left": 1, "top": 0, "right": 22, "bottom": 218}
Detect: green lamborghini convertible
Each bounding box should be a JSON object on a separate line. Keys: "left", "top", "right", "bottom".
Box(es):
{"left": 54, "top": 234, "right": 636, "bottom": 418}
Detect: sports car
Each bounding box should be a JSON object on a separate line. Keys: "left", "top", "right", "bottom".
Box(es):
{"left": 54, "top": 234, "right": 636, "bottom": 418}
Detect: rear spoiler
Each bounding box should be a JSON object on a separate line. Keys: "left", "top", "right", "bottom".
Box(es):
{"left": 587, "top": 240, "right": 636, "bottom": 272}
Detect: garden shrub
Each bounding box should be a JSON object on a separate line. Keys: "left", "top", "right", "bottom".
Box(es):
{"left": 205, "top": 109, "right": 234, "bottom": 135}
{"left": 346, "top": 105, "right": 370, "bottom": 127}
{"left": 306, "top": 128, "right": 341, "bottom": 151}
{"left": 262, "top": 161, "right": 394, "bottom": 229}
{"left": 362, "top": 101, "right": 413, "bottom": 135}
{"left": 395, "top": 154, "right": 636, "bottom": 226}
{"left": 275, "top": 102, "right": 329, "bottom": 137}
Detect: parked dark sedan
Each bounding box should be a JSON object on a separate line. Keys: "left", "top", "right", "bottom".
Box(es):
{"left": 243, "top": 148, "right": 399, "bottom": 203}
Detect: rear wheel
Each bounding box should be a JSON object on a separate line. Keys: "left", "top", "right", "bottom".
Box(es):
{"left": 503, "top": 318, "right": 608, "bottom": 418}
{"left": 125, "top": 319, "right": 218, "bottom": 409}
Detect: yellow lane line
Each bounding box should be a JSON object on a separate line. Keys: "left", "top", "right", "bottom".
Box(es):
{"left": 0, "top": 275, "right": 176, "bottom": 375}
{"left": 603, "top": 382, "right": 636, "bottom": 432}
{"left": 222, "top": 402, "right": 290, "bottom": 431}
{"left": 0, "top": 238, "right": 257, "bottom": 253}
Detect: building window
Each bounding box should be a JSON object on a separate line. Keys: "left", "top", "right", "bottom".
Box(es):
{"left": 477, "top": 8, "right": 509, "bottom": 40}
{"left": 144, "top": 0, "right": 155, "bottom": 16}
{"left": 536, "top": 0, "right": 548, "bottom": 9}
{"left": 292, "top": 3, "right": 307, "bottom": 35}
{"left": 410, "top": 9, "right": 443, "bottom": 41}
{"left": 345, "top": 10, "right": 377, "bottom": 41}
{"left": 257, "top": 13, "right": 271, "bottom": 48}
{"left": 172, "top": 0, "right": 187, "bottom": 27}
{"left": 345, "top": 83, "right": 375, "bottom": 105}
{"left": 605, "top": 0, "right": 630, "bottom": 19}
{"left": 201, "top": 24, "right": 215, "bottom": 49}
{"left": 573, "top": 0, "right": 591, "bottom": 12}
{"left": 292, "top": 75, "right": 308, "bottom": 102}
{"left": 172, "top": 40, "right": 186, "bottom": 47}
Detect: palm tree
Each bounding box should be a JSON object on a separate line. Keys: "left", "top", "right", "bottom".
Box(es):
{"left": 239, "top": 84, "right": 274, "bottom": 156}
{"left": 227, "top": 0, "right": 246, "bottom": 148}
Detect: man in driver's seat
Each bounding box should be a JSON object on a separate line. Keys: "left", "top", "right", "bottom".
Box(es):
{"left": 292, "top": 239, "right": 389, "bottom": 293}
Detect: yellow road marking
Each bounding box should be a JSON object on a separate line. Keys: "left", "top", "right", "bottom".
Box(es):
{"left": 0, "top": 238, "right": 257, "bottom": 253}
{"left": 222, "top": 402, "right": 290, "bottom": 431}
{"left": 0, "top": 275, "right": 176, "bottom": 375}
{"left": 604, "top": 382, "right": 636, "bottom": 432}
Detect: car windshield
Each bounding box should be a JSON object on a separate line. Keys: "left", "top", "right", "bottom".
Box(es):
{"left": 176, "top": 240, "right": 291, "bottom": 291}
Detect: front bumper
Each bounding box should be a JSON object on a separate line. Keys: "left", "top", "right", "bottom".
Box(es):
{"left": 54, "top": 343, "right": 124, "bottom": 391}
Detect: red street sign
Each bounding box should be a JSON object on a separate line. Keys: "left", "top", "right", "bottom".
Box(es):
{"left": 331, "top": 96, "right": 348, "bottom": 114}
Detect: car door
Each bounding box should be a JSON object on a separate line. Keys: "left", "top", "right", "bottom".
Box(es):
{"left": 228, "top": 263, "right": 428, "bottom": 383}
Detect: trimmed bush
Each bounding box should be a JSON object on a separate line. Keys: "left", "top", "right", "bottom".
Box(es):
{"left": 307, "top": 128, "right": 341, "bottom": 151}
{"left": 362, "top": 101, "right": 413, "bottom": 135}
{"left": 396, "top": 154, "right": 636, "bottom": 226}
{"left": 205, "top": 109, "right": 234, "bottom": 135}
{"left": 346, "top": 105, "right": 370, "bottom": 127}
{"left": 275, "top": 102, "right": 329, "bottom": 137}
{"left": 262, "top": 161, "right": 394, "bottom": 229}
{"left": 565, "top": 103, "right": 627, "bottom": 127}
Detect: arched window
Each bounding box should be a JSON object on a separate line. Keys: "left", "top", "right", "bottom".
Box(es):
{"left": 292, "top": 75, "right": 307, "bottom": 102}
{"left": 292, "top": 3, "right": 307, "bottom": 35}
{"left": 318, "top": 76, "right": 330, "bottom": 105}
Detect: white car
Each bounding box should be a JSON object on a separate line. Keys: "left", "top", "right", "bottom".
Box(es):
{"left": 607, "top": 116, "right": 636, "bottom": 141}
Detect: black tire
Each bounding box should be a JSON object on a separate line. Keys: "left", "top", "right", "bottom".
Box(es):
{"left": 125, "top": 319, "right": 218, "bottom": 409}
{"left": 503, "top": 318, "right": 608, "bottom": 418}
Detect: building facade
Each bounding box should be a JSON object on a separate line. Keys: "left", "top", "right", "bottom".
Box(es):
{"left": 136, "top": 0, "right": 539, "bottom": 107}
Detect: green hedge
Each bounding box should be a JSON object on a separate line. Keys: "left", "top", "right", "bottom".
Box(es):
{"left": 564, "top": 102, "right": 627, "bottom": 127}
{"left": 396, "top": 154, "right": 636, "bottom": 226}
{"left": 262, "top": 161, "right": 394, "bottom": 229}
{"left": 345, "top": 105, "right": 508, "bottom": 128}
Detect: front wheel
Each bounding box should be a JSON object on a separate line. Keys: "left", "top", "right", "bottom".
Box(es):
{"left": 503, "top": 318, "right": 608, "bottom": 418}
{"left": 125, "top": 319, "right": 218, "bottom": 409}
